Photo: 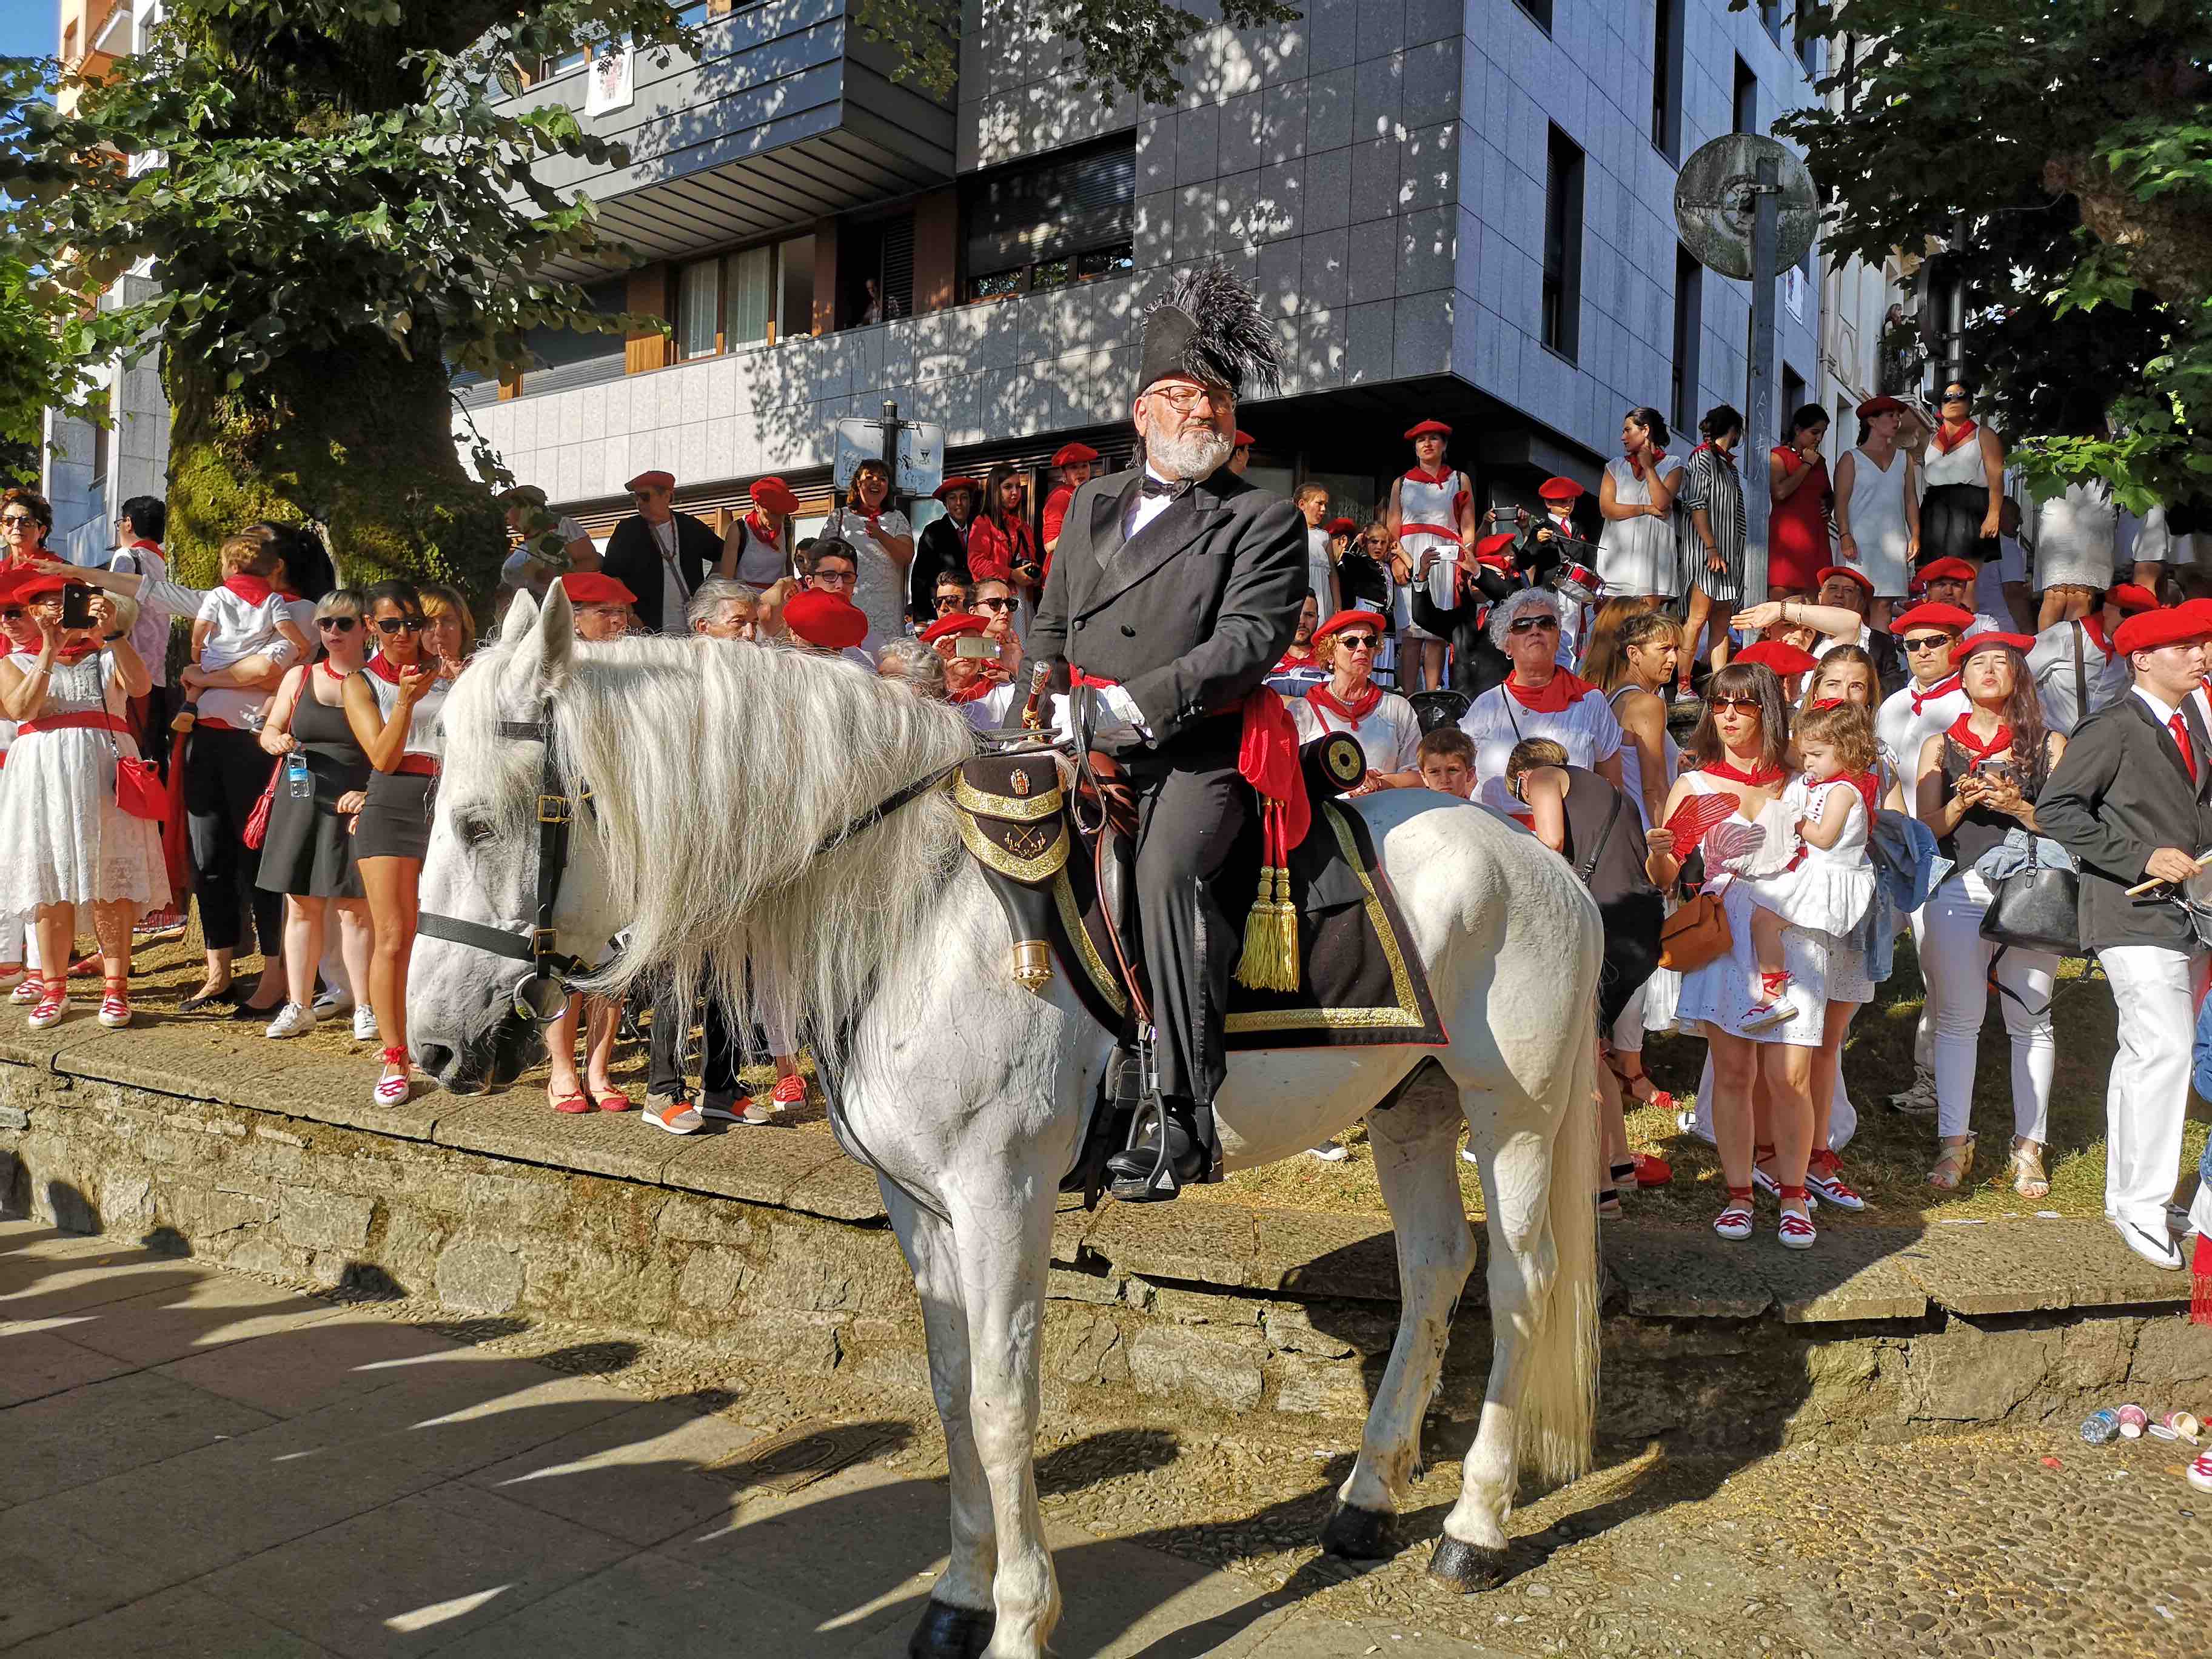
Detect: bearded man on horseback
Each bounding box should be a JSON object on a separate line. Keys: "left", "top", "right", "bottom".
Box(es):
{"left": 1029, "top": 264, "right": 1307, "bottom": 1202}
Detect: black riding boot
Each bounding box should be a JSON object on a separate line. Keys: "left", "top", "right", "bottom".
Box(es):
{"left": 1106, "top": 1095, "right": 1206, "bottom": 1202}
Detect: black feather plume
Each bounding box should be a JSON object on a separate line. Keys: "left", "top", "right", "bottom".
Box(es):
{"left": 1142, "top": 262, "right": 1285, "bottom": 398}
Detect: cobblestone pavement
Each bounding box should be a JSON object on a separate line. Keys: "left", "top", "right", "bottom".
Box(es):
{"left": 4, "top": 1218, "right": 2206, "bottom": 1657}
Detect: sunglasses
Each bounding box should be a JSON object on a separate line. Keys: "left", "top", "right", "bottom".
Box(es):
{"left": 934, "top": 595, "right": 966, "bottom": 611}
{"left": 1509, "top": 617, "right": 1560, "bottom": 633}
{"left": 0, "top": 607, "right": 23, "bottom": 620}
{"left": 974, "top": 596, "right": 1015, "bottom": 612}
{"left": 1, "top": 514, "right": 37, "bottom": 527}
{"left": 1708, "top": 694, "right": 1761, "bottom": 712}
{"left": 1901, "top": 634, "right": 1952, "bottom": 652}
{"left": 374, "top": 617, "right": 428, "bottom": 635}
{"left": 318, "top": 615, "right": 360, "bottom": 633}
{"left": 1942, "top": 390, "right": 1970, "bottom": 404}
{"left": 1335, "top": 634, "right": 1379, "bottom": 651}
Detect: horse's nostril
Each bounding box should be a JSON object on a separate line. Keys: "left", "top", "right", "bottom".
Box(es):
{"left": 417, "top": 1042, "right": 457, "bottom": 1080}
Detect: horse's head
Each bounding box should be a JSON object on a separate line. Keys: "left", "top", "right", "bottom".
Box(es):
{"left": 408, "top": 586, "right": 625, "bottom": 1093}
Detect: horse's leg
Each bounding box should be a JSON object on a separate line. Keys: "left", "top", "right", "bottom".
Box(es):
{"left": 1322, "top": 1078, "right": 1475, "bottom": 1559}
{"left": 1432, "top": 1039, "right": 1600, "bottom": 1592}
{"left": 886, "top": 1190, "right": 998, "bottom": 1659}
{"left": 951, "top": 1186, "right": 1061, "bottom": 1659}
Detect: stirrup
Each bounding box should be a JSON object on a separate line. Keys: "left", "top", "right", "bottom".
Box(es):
{"left": 1108, "top": 1094, "right": 1195, "bottom": 1204}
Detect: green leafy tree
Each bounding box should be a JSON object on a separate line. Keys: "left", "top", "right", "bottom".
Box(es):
{"left": 1781, "top": 1, "right": 2212, "bottom": 511}
{"left": 0, "top": 255, "right": 97, "bottom": 486}
{"left": 0, "top": 0, "right": 1291, "bottom": 586}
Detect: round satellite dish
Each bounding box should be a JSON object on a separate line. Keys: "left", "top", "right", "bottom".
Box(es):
{"left": 1673, "top": 135, "right": 1818, "bottom": 281}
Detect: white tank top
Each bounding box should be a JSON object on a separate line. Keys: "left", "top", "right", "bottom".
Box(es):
{"left": 1608, "top": 684, "right": 1678, "bottom": 831}
{"left": 364, "top": 664, "right": 449, "bottom": 759}
{"left": 1922, "top": 427, "right": 1986, "bottom": 489}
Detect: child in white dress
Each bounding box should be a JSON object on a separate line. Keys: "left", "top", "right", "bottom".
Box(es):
{"left": 1740, "top": 702, "right": 1880, "bottom": 1031}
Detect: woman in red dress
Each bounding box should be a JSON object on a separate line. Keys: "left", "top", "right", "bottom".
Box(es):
{"left": 1766, "top": 404, "right": 1834, "bottom": 598}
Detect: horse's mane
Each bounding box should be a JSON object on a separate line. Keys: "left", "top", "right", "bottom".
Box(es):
{"left": 452, "top": 630, "right": 976, "bottom": 1064}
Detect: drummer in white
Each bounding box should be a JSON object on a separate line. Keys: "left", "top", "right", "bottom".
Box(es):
{"left": 1385, "top": 418, "right": 1477, "bottom": 695}
{"left": 1831, "top": 395, "right": 1919, "bottom": 632}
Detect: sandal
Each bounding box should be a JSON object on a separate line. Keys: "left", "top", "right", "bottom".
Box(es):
{"left": 1805, "top": 1148, "right": 1866, "bottom": 1212}
{"left": 2007, "top": 1138, "right": 2050, "bottom": 1201}
{"left": 97, "top": 976, "right": 132, "bottom": 1030}
{"left": 1597, "top": 1186, "right": 1623, "bottom": 1219}
{"left": 1605, "top": 1051, "right": 1675, "bottom": 1114}
{"left": 27, "top": 982, "right": 67, "bottom": 1031}
{"left": 1926, "top": 1133, "right": 1977, "bottom": 1192}
{"left": 1777, "top": 1187, "right": 1817, "bottom": 1250}
{"left": 548, "top": 1089, "right": 593, "bottom": 1116}
{"left": 590, "top": 1085, "right": 634, "bottom": 1114}
{"left": 1713, "top": 1185, "right": 1755, "bottom": 1242}
{"left": 373, "top": 1047, "right": 412, "bottom": 1107}
{"left": 12, "top": 973, "right": 44, "bottom": 1006}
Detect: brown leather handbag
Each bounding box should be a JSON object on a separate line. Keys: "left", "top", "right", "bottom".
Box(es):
{"left": 1658, "top": 890, "right": 1732, "bottom": 973}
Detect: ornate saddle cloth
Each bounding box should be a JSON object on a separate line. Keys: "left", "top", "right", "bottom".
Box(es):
{"left": 954, "top": 751, "right": 1447, "bottom": 1052}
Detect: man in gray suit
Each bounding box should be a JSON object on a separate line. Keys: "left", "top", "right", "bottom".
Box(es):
{"left": 1030, "top": 264, "right": 1305, "bottom": 1201}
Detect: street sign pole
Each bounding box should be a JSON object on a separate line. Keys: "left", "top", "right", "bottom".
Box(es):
{"left": 880, "top": 400, "right": 903, "bottom": 512}
{"left": 1743, "top": 153, "right": 1780, "bottom": 608}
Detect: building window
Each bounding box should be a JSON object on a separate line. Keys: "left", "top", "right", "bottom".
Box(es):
{"left": 1783, "top": 364, "right": 1807, "bottom": 427}
{"left": 779, "top": 233, "right": 816, "bottom": 340}
{"left": 669, "top": 235, "right": 817, "bottom": 359}
{"left": 843, "top": 213, "right": 916, "bottom": 326}
{"left": 964, "top": 139, "right": 1135, "bottom": 302}
{"left": 1760, "top": 0, "right": 1784, "bottom": 43}
{"left": 1541, "top": 126, "right": 1584, "bottom": 362}
{"left": 1671, "top": 247, "right": 1702, "bottom": 438}
{"left": 1732, "top": 58, "right": 1758, "bottom": 135}
{"left": 1651, "top": 0, "right": 1683, "bottom": 160}
{"left": 1513, "top": 0, "right": 1553, "bottom": 32}
{"left": 726, "top": 244, "right": 774, "bottom": 346}
{"left": 1796, "top": 4, "right": 1821, "bottom": 75}
{"left": 676, "top": 257, "right": 720, "bottom": 358}
{"left": 542, "top": 47, "right": 589, "bottom": 77}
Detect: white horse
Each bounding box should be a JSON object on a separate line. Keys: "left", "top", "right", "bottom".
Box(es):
{"left": 409, "top": 589, "right": 1604, "bottom": 1659}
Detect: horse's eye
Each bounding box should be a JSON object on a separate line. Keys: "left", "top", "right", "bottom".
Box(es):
{"left": 457, "top": 816, "right": 495, "bottom": 846}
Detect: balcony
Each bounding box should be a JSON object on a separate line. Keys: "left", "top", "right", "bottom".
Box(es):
{"left": 511, "top": 0, "right": 957, "bottom": 281}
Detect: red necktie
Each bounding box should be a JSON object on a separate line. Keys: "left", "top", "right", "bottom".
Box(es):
{"left": 2172, "top": 713, "right": 2197, "bottom": 784}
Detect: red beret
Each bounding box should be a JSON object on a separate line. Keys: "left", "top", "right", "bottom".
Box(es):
{"left": 1890, "top": 603, "right": 1974, "bottom": 637}
{"left": 1917, "top": 557, "right": 1979, "bottom": 585}
{"left": 1817, "top": 565, "right": 1875, "bottom": 597}
{"left": 1403, "top": 419, "right": 1452, "bottom": 440}
{"left": 2114, "top": 607, "right": 2212, "bottom": 657}
{"left": 918, "top": 612, "right": 988, "bottom": 645}
{"left": 558, "top": 572, "right": 637, "bottom": 608}
{"left": 1735, "top": 640, "right": 1820, "bottom": 677}
{"left": 1951, "top": 631, "right": 2035, "bottom": 668}
{"left": 2105, "top": 582, "right": 2159, "bottom": 614}
{"left": 1855, "top": 395, "right": 1906, "bottom": 420}
{"left": 625, "top": 470, "right": 674, "bottom": 493}
{"left": 1324, "top": 517, "right": 1359, "bottom": 537}
{"left": 0, "top": 571, "right": 67, "bottom": 606}
{"left": 1473, "top": 531, "right": 1517, "bottom": 561}
{"left": 932, "top": 476, "right": 984, "bottom": 502}
{"left": 783, "top": 589, "right": 869, "bottom": 650}
{"left": 1233, "top": 429, "right": 1255, "bottom": 447}
{"left": 1312, "top": 608, "right": 1386, "bottom": 645}
{"left": 1050, "top": 443, "right": 1100, "bottom": 468}
{"left": 751, "top": 477, "right": 801, "bottom": 517}
{"left": 1537, "top": 477, "right": 1584, "bottom": 503}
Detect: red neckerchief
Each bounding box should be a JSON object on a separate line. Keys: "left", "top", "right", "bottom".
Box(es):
{"left": 1946, "top": 713, "right": 2012, "bottom": 763}
{"left": 745, "top": 511, "right": 780, "bottom": 548}
{"left": 1404, "top": 466, "right": 1454, "bottom": 487}
{"left": 1932, "top": 418, "right": 1978, "bottom": 456}
{"left": 1842, "top": 770, "right": 1882, "bottom": 819}
{"left": 1700, "top": 756, "right": 1787, "bottom": 788}
{"left": 1911, "top": 672, "right": 1962, "bottom": 716}
{"left": 125, "top": 538, "right": 162, "bottom": 557}
{"left": 364, "top": 652, "right": 407, "bottom": 686}
{"left": 1503, "top": 667, "right": 1595, "bottom": 715}
{"left": 1276, "top": 645, "right": 1319, "bottom": 668}
{"left": 224, "top": 573, "right": 275, "bottom": 605}
{"left": 2082, "top": 615, "right": 2114, "bottom": 659}
{"left": 1309, "top": 679, "right": 1385, "bottom": 725}
{"left": 947, "top": 678, "right": 994, "bottom": 705}
{"left": 56, "top": 640, "right": 101, "bottom": 665}
{"left": 1626, "top": 446, "right": 1667, "bottom": 481}
{"left": 1692, "top": 439, "right": 1738, "bottom": 472}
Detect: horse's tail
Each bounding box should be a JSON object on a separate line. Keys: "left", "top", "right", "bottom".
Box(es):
{"left": 1514, "top": 977, "right": 1600, "bottom": 1487}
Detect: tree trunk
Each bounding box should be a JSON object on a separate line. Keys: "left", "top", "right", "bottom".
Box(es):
{"left": 162, "top": 325, "right": 505, "bottom": 594}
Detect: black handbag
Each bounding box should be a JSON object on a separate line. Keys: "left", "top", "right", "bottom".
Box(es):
{"left": 1979, "top": 863, "right": 2080, "bottom": 955}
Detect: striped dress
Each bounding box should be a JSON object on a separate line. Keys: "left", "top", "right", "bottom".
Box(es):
{"left": 1675, "top": 441, "right": 1746, "bottom": 604}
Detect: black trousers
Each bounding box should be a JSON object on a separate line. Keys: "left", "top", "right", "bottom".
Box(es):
{"left": 645, "top": 958, "right": 754, "bottom": 1105}
{"left": 1131, "top": 754, "right": 1250, "bottom": 1105}
{"left": 186, "top": 726, "right": 283, "bottom": 956}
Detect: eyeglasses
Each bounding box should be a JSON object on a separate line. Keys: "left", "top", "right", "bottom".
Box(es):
{"left": 808, "top": 569, "right": 856, "bottom": 588}
{"left": 974, "top": 596, "right": 1016, "bottom": 613}
{"left": 1335, "top": 634, "right": 1379, "bottom": 651}
{"left": 318, "top": 616, "right": 360, "bottom": 633}
{"left": 1901, "top": 634, "right": 1953, "bottom": 652}
{"left": 1, "top": 514, "right": 36, "bottom": 528}
{"left": 1145, "top": 382, "right": 1233, "bottom": 415}
{"left": 0, "top": 607, "right": 23, "bottom": 620}
{"left": 374, "top": 617, "right": 428, "bottom": 635}
{"left": 1509, "top": 617, "right": 1560, "bottom": 634}
{"left": 1708, "top": 694, "right": 1762, "bottom": 712}
{"left": 629, "top": 489, "right": 665, "bottom": 504}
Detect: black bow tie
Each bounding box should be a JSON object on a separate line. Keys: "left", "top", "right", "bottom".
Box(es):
{"left": 1141, "top": 475, "right": 1195, "bottom": 500}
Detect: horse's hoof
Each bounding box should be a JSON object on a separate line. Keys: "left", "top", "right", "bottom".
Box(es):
{"left": 1428, "top": 1533, "right": 1511, "bottom": 1594}
{"left": 907, "top": 1597, "right": 996, "bottom": 1659}
{"left": 1319, "top": 1500, "right": 1395, "bottom": 1559}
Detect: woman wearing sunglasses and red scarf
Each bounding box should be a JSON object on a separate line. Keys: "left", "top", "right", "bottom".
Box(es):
{"left": 1288, "top": 610, "right": 1424, "bottom": 793}
{"left": 1455, "top": 586, "right": 1626, "bottom": 814}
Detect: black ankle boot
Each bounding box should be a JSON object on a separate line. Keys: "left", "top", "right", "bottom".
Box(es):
{"left": 1106, "top": 1097, "right": 1204, "bottom": 1202}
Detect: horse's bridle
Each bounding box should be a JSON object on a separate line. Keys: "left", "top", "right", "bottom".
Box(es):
{"left": 417, "top": 699, "right": 595, "bottom": 1025}
{"left": 414, "top": 689, "right": 981, "bottom": 1030}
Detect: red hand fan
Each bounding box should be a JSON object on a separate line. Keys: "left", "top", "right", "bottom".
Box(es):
{"left": 1661, "top": 794, "right": 1739, "bottom": 858}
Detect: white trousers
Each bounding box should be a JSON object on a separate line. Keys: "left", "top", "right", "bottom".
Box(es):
{"left": 2098, "top": 944, "right": 2207, "bottom": 1234}
{"left": 1909, "top": 905, "right": 1934, "bottom": 1074}
{"left": 1921, "top": 877, "right": 2057, "bottom": 1145}
{"left": 0, "top": 914, "right": 39, "bottom": 971}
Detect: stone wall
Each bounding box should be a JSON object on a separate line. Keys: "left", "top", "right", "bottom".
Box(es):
{"left": 5, "top": 1056, "right": 2204, "bottom": 1452}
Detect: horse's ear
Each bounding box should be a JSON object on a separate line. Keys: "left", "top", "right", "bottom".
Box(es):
{"left": 534, "top": 585, "right": 577, "bottom": 689}
{"left": 500, "top": 583, "right": 575, "bottom": 699}
{"left": 499, "top": 587, "right": 541, "bottom": 645}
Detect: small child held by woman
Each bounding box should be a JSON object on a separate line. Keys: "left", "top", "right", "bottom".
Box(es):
{"left": 1741, "top": 700, "right": 1880, "bottom": 1030}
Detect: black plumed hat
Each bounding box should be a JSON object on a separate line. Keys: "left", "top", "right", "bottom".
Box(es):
{"left": 1138, "top": 263, "right": 1285, "bottom": 399}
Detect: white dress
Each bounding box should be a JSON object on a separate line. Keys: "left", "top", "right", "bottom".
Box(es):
{"left": 0, "top": 651, "right": 170, "bottom": 911}
{"left": 1396, "top": 469, "right": 1464, "bottom": 642}
{"left": 1842, "top": 447, "right": 1913, "bottom": 596}
{"left": 826, "top": 505, "right": 914, "bottom": 645}
{"left": 1291, "top": 689, "right": 1424, "bottom": 783}
{"left": 2032, "top": 482, "right": 2116, "bottom": 592}
{"left": 1596, "top": 453, "right": 1685, "bottom": 598}
{"left": 1671, "top": 773, "right": 1872, "bottom": 1046}
{"left": 1739, "top": 777, "right": 1876, "bottom": 937}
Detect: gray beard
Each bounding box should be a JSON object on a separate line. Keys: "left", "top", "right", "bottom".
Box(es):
{"left": 1147, "top": 427, "right": 1232, "bottom": 482}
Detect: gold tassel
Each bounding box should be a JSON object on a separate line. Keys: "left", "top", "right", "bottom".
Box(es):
{"left": 1269, "top": 863, "right": 1300, "bottom": 990}
{"left": 1235, "top": 866, "right": 1279, "bottom": 990}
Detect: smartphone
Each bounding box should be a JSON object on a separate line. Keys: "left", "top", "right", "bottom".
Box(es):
{"left": 954, "top": 635, "right": 1004, "bottom": 660}
{"left": 61, "top": 583, "right": 94, "bottom": 630}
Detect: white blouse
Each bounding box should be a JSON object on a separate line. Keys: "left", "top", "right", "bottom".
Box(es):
{"left": 1458, "top": 683, "right": 1623, "bottom": 813}
{"left": 1291, "top": 689, "right": 1423, "bottom": 783}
